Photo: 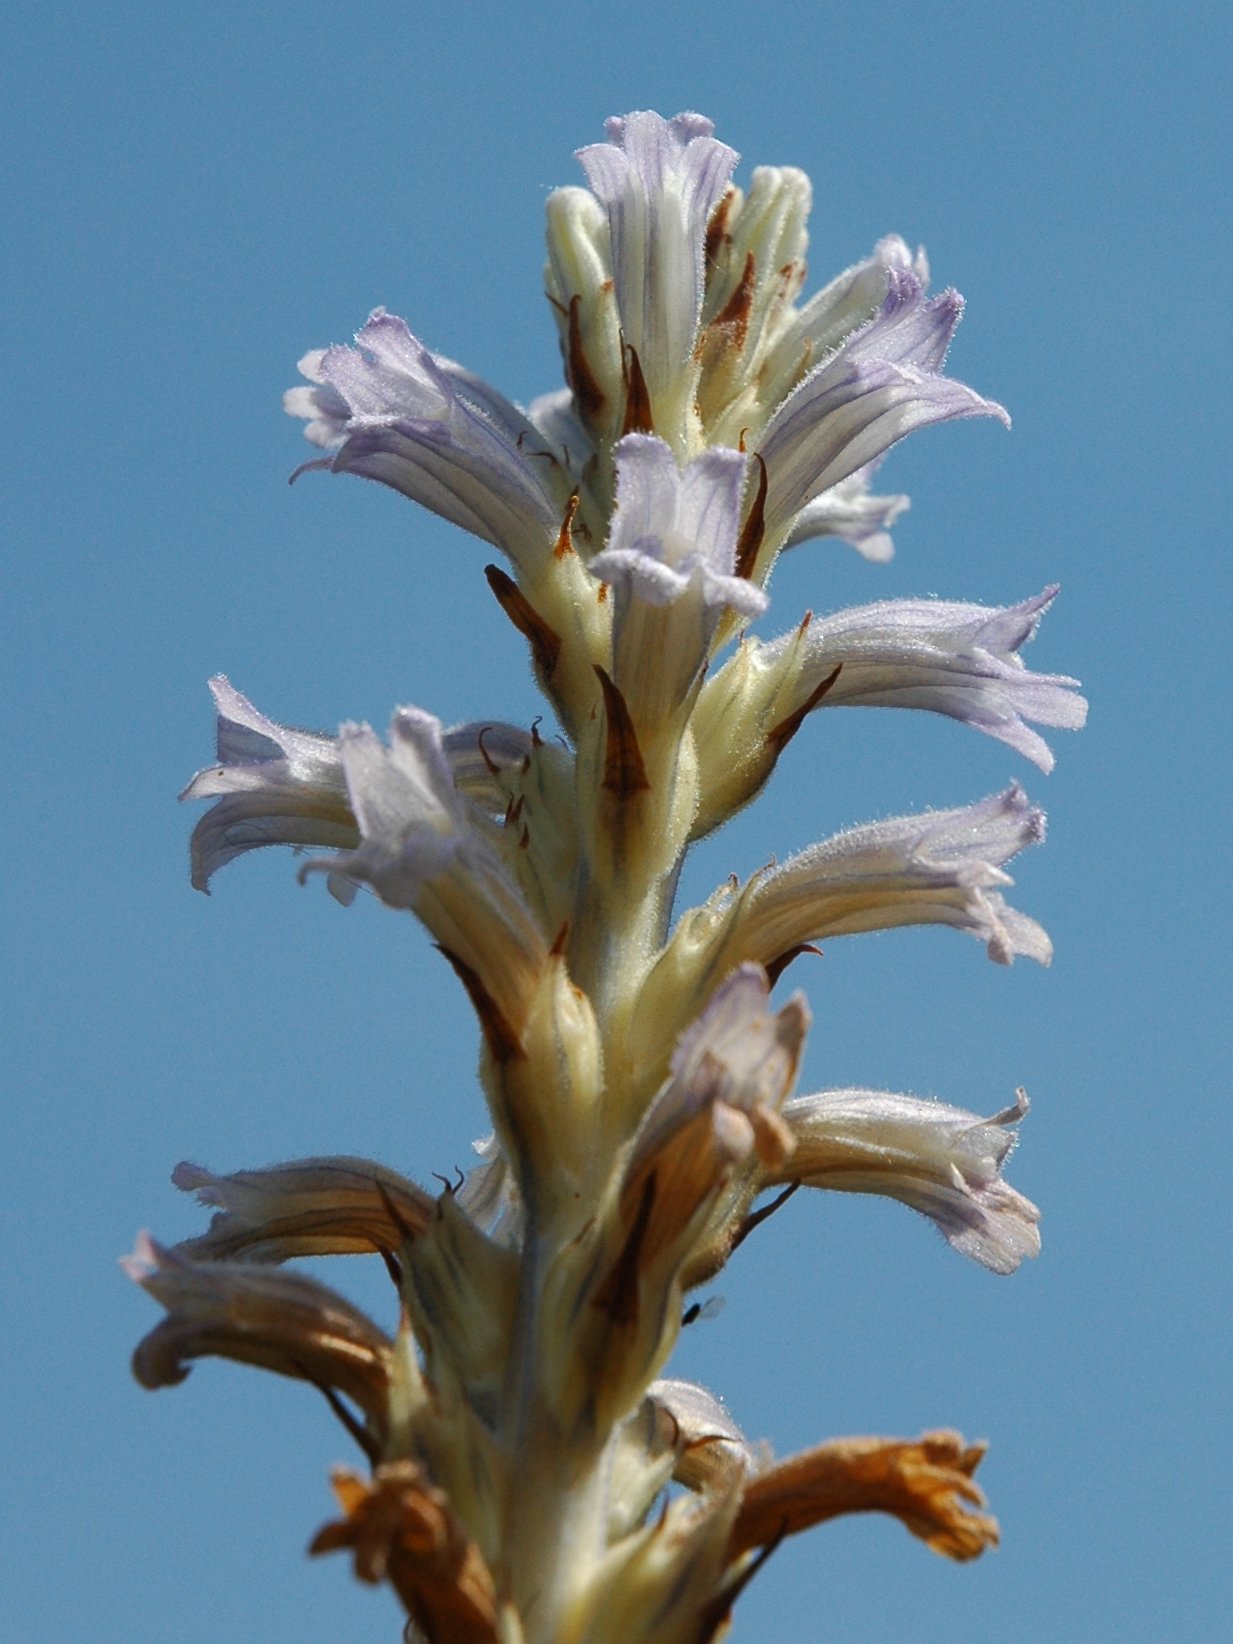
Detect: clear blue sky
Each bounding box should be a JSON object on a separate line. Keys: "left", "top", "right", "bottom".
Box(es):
{"left": 4, "top": 3, "right": 1228, "bottom": 1640}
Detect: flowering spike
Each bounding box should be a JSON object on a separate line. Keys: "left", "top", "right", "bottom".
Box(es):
{"left": 139, "top": 109, "right": 1082, "bottom": 1640}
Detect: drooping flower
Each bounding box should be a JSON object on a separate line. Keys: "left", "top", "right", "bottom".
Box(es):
{"left": 695, "top": 586, "right": 1085, "bottom": 802}
{"left": 285, "top": 311, "right": 573, "bottom": 576}
{"left": 311, "top": 1463, "right": 500, "bottom": 1644}
{"left": 689, "top": 588, "right": 1084, "bottom": 839}
{"left": 761, "top": 586, "right": 1087, "bottom": 770}
{"left": 123, "top": 1233, "right": 394, "bottom": 1437}
{"left": 752, "top": 263, "right": 1010, "bottom": 571}
{"left": 182, "top": 675, "right": 357, "bottom": 897}
{"left": 301, "top": 709, "right": 549, "bottom": 1042}
{"left": 183, "top": 676, "right": 536, "bottom": 899}
{"left": 171, "top": 1156, "right": 436, "bottom": 1264}
{"left": 766, "top": 1086, "right": 1040, "bottom": 1274}
{"left": 741, "top": 782, "right": 1051, "bottom": 969}
{"left": 728, "top": 1429, "right": 999, "bottom": 1563}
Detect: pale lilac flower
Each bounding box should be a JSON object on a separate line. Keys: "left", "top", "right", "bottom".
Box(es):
{"left": 182, "top": 676, "right": 358, "bottom": 899}
{"left": 302, "top": 709, "right": 549, "bottom": 1035}
{"left": 701, "top": 220, "right": 922, "bottom": 446}
{"left": 739, "top": 784, "right": 1050, "bottom": 969}
{"left": 286, "top": 311, "right": 571, "bottom": 573}
{"left": 755, "top": 586, "right": 1088, "bottom": 771}
{"left": 589, "top": 435, "right": 764, "bottom": 726}
{"left": 643, "top": 789, "right": 1048, "bottom": 1086}
{"left": 782, "top": 460, "right": 910, "bottom": 562}
{"left": 763, "top": 235, "right": 931, "bottom": 389}
{"left": 768, "top": 1087, "right": 1039, "bottom": 1274}
{"left": 756, "top": 264, "right": 1009, "bottom": 556}
{"left": 575, "top": 112, "right": 737, "bottom": 433}
{"left": 317, "top": 709, "right": 482, "bottom": 890}
{"left": 183, "top": 676, "right": 534, "bottom": 898}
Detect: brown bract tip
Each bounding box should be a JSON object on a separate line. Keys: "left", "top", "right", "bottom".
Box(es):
{"left": 567, "top": 294, "right": 606, "bottom": 418}
{"left": 765, "top": 664, "right": 842, "bottom": 755}
{"left": 593, "top": 666, "right": 650, "bottom": 797}
{"left": 734, "top": 455, "right": 768, "bottom": 582}
{"left": 764, "top": 943, "right": 823, "bottom": 987}
{"left": 555, "top": 493, "right": 580, "bottom": 559}
{"left": 704, "top": 188, "right": 736, "bottom": 274}
{"left": 484, "top": 565, "right": 562, "bottom": 680}
{"left": 706, "top": 251, "right": 756, "bottom": 351}
{"left": 592, "top": 1170, "right": 658, "bottom": 1327}
{"left": 435, "top": 945, "right": 526, "bottom": 1064}
{"left": 620, "top": 344, "right": 655, "bottom": 435}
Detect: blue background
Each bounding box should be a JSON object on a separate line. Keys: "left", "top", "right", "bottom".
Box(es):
{"left": 4, "top": 2, "right": 1228, "bottom": 1639}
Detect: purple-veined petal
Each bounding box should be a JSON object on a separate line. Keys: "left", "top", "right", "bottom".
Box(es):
{"left": 328, "top": 710, "right": 466, "bottom": 886}
{"left": 742, "top": 785, "right": 1051, "bottom": 967}
{"left": 590, "top": 436, "right": 762, "bottom": 612}
{"left": 286, "top": 311, "right": 568, "bottom": 571}
{"left": 770, "top": 1086, "right": 1039, "bottom": 1274}
{"left": 184, "top": 676, "right": 344, "bottom": 800}
{"left": 526, "top": 386, "right": 595, "bottom": 473}
{"left": 756, "top": 587, "right": 1087, "bottom": 770}
{"left": 182, "top": 678, "right": 533, "bottom": 895}
{"left": 789, "top": 236, "right": 928, "bottom": 359}
{"left": 576, "top": 112, "right": 737, "bottom": 431}
{"left": 782, "top": 461, "right": 910, "bottom": 562}
{"left": 182, "top": 677, "right": 357, "bottom": 898}
{"left": 589, "top": 435, "right": 764, "bottom": 727}
{"left": 758, "top": 267, "right": 1009, "bottom": 551}
{"left": 301, "top": 710, "right": 549, "bottom": 1035}
{"left": 699, "top": 214, "right": 929, "bottom": 453}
